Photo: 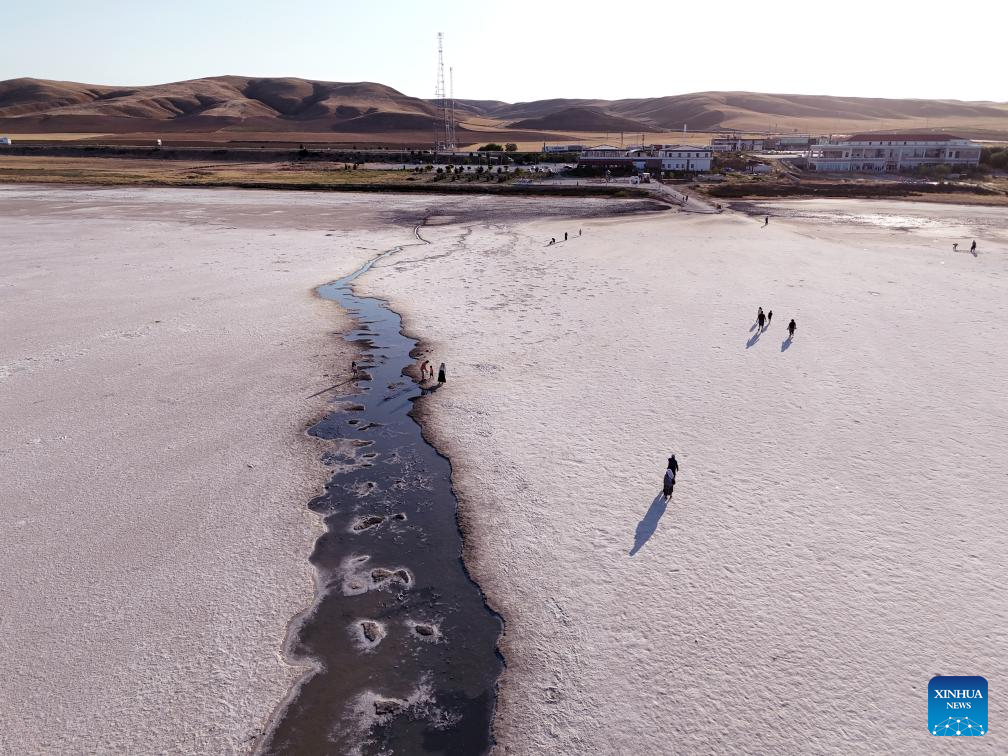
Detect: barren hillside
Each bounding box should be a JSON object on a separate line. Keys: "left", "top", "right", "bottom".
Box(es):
{"left": 509, "top": 106, "right": 653, "bottom": 133}
{"left": 478, "top": 91, "right": 1008, "bottom": 134}
{"left": 0, "top": 76, "right": 444, "bottom": 134}
{"left": 2, "top": 77, "right": 1006, "bottom": 140}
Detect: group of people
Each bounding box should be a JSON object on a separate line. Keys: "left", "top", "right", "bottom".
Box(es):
{"left": 419, "top": 359, "right": 447, "bottom": 385}
{"left": 952, "top": 240, "right": 978, "bottom": 256}
{"left": 353, "top": 357, "right": 446, "bottom": 386}
{"left": 661, "top": 306, "right": 797, "bottom": 494}
{"left": 547, "top": 229, "right": 582, "bottom": 245}
{"left": 757, "top": 306, "right": 796, "bottom": 338}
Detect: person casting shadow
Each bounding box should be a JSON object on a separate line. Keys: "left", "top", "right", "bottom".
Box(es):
{"left": 664, "top": 454, "right": 678, "bottom": 496}
{"left": 630, "top": 495, "right": 668, "bottom": 556}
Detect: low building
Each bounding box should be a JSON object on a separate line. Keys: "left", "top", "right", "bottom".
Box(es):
{"left": 646, "top": 145, "right": 713, "bottom": 172}
{"left": 543, "top": 144, "right": 585, "bottom": 153}
{"left": 0, "top": 136, "right": 12, "bottom": 146}
{"left": 578, "top": 144, "right": 712, "bottom": 173}
{"left": 711, "top": 137, "right": 764, "bottom": 152}
{"left": 807, "top": 134, "right": 981, "bottom": 172}
{"left": 766, "top": 135, "right": 813, "bottom": 150}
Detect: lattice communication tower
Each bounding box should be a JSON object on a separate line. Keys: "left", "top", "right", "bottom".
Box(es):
{"left": 434, "top": 33, "right": 455, "bottom": 150}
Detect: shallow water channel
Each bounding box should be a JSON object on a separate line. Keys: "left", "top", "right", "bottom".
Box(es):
{"left": 260, "top": 235, "right": 503, "bottom": 755}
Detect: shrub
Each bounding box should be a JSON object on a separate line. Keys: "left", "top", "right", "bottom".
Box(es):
{"left": 980, "top": 147, "right": 1008, "bottom": 170}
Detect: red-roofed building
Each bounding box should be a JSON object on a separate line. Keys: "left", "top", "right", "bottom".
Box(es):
{"left": 808, "top": 134, "right": 980, "bottom": 172}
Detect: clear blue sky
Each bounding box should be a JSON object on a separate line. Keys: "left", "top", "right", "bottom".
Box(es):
{"left": 2, "top": 0, "right": 1004, "bottom": 102}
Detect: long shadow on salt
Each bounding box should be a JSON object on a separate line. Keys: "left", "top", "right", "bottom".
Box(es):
{"left": 630, "top": 494, "right": 669, "bottom": 556}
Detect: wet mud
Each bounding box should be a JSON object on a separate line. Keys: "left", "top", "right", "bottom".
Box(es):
{"left": 259, "top": 237, "right": 502, "bottom": 755}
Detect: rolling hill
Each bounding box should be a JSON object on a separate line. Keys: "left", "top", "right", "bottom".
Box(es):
{"left": 0, "top": 76, "right": 447, "bottom": 134}
{"left": 2, "top": 77, "right": 1007, "bottom": 141}
{"left": 508, "top": 105, "right": 653, "bottom": 133}
{"left": 458, "top": 92, "right": 1008, "bottom": 134}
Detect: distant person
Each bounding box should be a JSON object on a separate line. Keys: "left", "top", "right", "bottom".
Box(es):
{"left": 766, "top": 310, "right": 773, "bottom": 327}
{"left": 787, "top": 319, "right": 797, "bottom": 339}
{"left": 764, "top": 216, "right": 769, "bottom": 227}
{"left": 420, "top": 360, "right": 430, "bottom": 381}
{"left": 351, "top": 360, "right": 359, "bottom": 376}
{"left": 757, "top": 307, "right": 765, "bottom": 330}
{"left": 970, "top": 240, "right": 977, "bottom": 255}
{"left": 564, "top": 232, "right": 568, "bottom": 241}
{"left": 952, "top": 242, "right": 959, "bottom": 252}
{"left": 578, "top": 229, "right": 582, "bottom": 236}
{"left": 437, "top": 362, "right": 446, "bottom": 385}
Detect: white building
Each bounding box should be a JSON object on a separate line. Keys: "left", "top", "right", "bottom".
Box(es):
{"left": 578, "top": 144, "right": 712, "bottom": 173}
{"left": 807, "top": 134, "right": 981, "bottom": 172}
{"left": 543, "top": 144, "right": 585, "bottom": 153}
{"left": 643, "top": 145, "right": 713, "bottom": 172}
{"left": 0, "top": 136, "right": 12, "bottom": 146}
{"left": 711, "top": 137, "right": 764, "bottom": 152}
{"left": 579, "top": 145, "right": 625, "bottom": 160}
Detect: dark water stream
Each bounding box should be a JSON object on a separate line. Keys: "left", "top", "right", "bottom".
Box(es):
{"left": 259, "top": 229, "right": 503, "bottom": 755}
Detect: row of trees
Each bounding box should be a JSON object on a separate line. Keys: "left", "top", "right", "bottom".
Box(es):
{"left": 413, "top": 164, "right": 512, "bottom": 175}
{"left": 980, "top": 147, "right": 1008, "bottom": 171}
{"left": 478, "top": 143, "right": 519, "bottom": 152}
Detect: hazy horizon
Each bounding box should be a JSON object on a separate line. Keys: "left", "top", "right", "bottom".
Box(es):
{"left": 2, "top": 0, "right": 1005, "bottom": 103}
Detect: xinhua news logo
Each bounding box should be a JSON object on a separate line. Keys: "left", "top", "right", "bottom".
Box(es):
{"left": 929, "top": 676, "right": 987, "bottom": 736}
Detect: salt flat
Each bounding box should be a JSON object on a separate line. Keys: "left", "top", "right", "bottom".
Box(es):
{"left": 0, "top": 186, "right": 653, "bottom": 754}
{"left": 0, "top": 186, "right": 397, "bottom": 754}
{"left": 359, "top": 200, "right": 1008, "bottom": 754}
{"left": 2, "top": 186, "right": 1004, "bottom": 754}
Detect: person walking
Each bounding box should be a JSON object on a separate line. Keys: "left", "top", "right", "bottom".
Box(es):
{"left": 787, "top": 319, "right": 797, "bottom": 339}
{"left": 351, "top": 360, "right": 359, "bottom": 376}
{"left": 437, "top": 362, "right": 446, "bottom": 385}
{"left": 953, "top": 242, "right": 959, "bottom": 252}
{"left": 766, "top": 310, "right": 773, "bottom": 327}
{"left": 564, "top": 232, "right": 568, "bottom": 241}
{"left": 757, "top": 307, "right": 766, "bottom": 331}
{"left": 578, "top": 228, "right": 582, "bottom": 237}
{"left": 970, "top": 240, "right": 977, "bottom": 255}
{"left": 763, "top": 215, "right": 769, "bottom": 227}
{"left": 663, "top": 454, "right": 679, "bottom": 497}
